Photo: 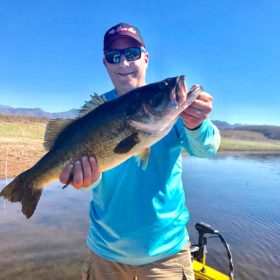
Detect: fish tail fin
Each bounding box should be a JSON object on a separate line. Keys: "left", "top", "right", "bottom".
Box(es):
{"left": 0, "top": 171, "right": 42, "bottom": 219}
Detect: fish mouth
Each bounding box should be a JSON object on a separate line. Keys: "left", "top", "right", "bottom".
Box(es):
{"left": 177, "top": 75, "right": 187, "bottom": 105}
{"left": 170, "top": 75, "right": 187, "bottom": 108}
{"left": 170, "top": 76, "right": 203, "bottom": 113}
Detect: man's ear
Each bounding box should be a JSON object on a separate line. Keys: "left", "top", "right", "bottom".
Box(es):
{"left": 103, "top": 57, "right": 107, "bottom": 68}
{"left": 144, "top": 52, "right": 149, "bottom": 68}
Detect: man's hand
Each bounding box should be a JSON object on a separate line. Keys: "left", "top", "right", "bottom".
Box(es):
{"left": 181, "top": 86, "right": 213, "bottom": 130}
{"left": 60, "top": 156, "right": 101, "bottom": 189}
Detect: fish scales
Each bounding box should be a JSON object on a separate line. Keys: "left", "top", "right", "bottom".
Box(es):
{"left": 0, "top": 76, "right": 203, "bottom": 218}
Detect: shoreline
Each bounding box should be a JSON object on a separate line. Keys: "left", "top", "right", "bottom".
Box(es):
{"left": 1, "top": 148, "right": 280, "bottom": 180}
{"left": 217, "top": 150, "right": 280, "bottom": 156}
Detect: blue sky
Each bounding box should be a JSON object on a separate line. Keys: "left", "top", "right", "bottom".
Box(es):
{"left": 0, "top": 0, "right": 279, "bottom": 125}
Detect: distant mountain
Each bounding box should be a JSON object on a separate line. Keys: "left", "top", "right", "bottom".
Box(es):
{"left": 0, "top": 104, "right": 13, "bottom": 109}
{"left": 234, "top": 125, "right": 280, "bottom": 140}
{"left": 0, "top": 105, "right": 78, "bottom": 119}
{"left": 0, "top": 106, "right": 242, "bottom": 126}
{"left": 212, "top": 120, "right": 242, "bottom": 129}
{"left": 214, "top": 121, "right": 280, "bottom": 141}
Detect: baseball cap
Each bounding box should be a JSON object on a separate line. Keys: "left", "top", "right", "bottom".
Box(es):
{"left": 103, "top": 22, "right": 145, "bottom": 50}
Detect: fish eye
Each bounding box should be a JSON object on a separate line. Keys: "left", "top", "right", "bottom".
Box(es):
{"left": 159, "top": 80, "right": 169, "bottom": 90}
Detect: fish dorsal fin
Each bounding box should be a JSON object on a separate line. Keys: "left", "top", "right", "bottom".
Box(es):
{"left": 44, "top": 93, "right": 106, "bottom": 150}
{"left": 44, "top": 119, "right": 73, "bottom": 150}
{"left": 79, "top": 93, "right": 107, "bottom": 117}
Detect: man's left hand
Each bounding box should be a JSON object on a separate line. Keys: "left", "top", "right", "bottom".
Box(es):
{"left": 180, "top": 88, "right": 213, "bottom": 130}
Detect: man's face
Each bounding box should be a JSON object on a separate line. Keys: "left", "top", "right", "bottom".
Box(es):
{"left": 103, "top": 37, "right": 149, "bottom": 95}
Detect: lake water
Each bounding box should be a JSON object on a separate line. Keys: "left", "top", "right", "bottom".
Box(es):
{"left": 1, "top": 155, "right": 280, "bottom": 280}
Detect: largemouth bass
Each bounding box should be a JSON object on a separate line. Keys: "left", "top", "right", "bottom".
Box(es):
{"left": 0, "top": 76, "right": 202, "bottom": 218}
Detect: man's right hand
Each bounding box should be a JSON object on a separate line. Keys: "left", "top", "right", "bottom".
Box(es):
{"left": 60, "top": 156, "right": 101, "bottom": 189}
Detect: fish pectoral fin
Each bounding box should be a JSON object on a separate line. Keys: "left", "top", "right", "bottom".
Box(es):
{"left": 114, "top": 133, "right": 141, "bottom": 154}
{"left": 44, "top": 119, "right": 73, "bottom": 150}
{"left": 136, "top": 148, "right": 150, "bottom": 169}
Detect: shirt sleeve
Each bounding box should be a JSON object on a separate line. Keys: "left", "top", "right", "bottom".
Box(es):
{"left": 176, "top": 118, "right": 221, "bottom": 158}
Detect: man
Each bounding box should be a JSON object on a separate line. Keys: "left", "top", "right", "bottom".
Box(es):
{"left": 60, "top": 23, "right": 220, "bottom": 280}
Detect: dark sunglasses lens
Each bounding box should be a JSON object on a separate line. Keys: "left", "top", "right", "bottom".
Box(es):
{"left": 105, "top": 51, "right": 121, "bottom": 64}
{"left": 105, "top": 47, "right": 143, "bottom": 64}
{"left": 124, "top": 48, "right": 141, "bottom": 61}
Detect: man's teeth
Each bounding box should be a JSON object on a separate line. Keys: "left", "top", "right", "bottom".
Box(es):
{"left": 119, "top": 72, "right": 133, "bottom": 76}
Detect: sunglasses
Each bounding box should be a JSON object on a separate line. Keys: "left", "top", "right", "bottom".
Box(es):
{"left": 104, "top": 47, "right": 146, "bottom": 64}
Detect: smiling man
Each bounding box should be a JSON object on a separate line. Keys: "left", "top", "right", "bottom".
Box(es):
{"left": 60, "top": 22, "right": 220, "bottom": 280}
{"left": 103, "top": 38, "right": 148, "bottom": 95}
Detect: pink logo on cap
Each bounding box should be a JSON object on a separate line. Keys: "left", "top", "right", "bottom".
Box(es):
{"left": 108, "top": 26, "right": 137, "bottom": 35}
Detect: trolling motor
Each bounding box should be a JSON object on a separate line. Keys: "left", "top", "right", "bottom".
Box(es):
{"left": 191, "top": 222, "right": 235, "bottom": 280}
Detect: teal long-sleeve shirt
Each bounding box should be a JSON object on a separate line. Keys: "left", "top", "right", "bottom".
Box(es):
{"left": 87, "top": 89, "right": 221, "bottom": 265}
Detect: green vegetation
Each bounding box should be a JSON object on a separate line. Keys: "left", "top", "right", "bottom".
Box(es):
{"left": 219, "top": 138, "right": 280, "bottom": 152}
{"left": 237, "top": 125, "right": 280, "bottom": 140}
{"left": 219, "top": 129, "right": 280, "bottom": 153}
{"left": 0, "top": 121, "right": 45, "bottom": 140}
{"left": 0, "top": 114, "right": 48, "bottom": 124}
